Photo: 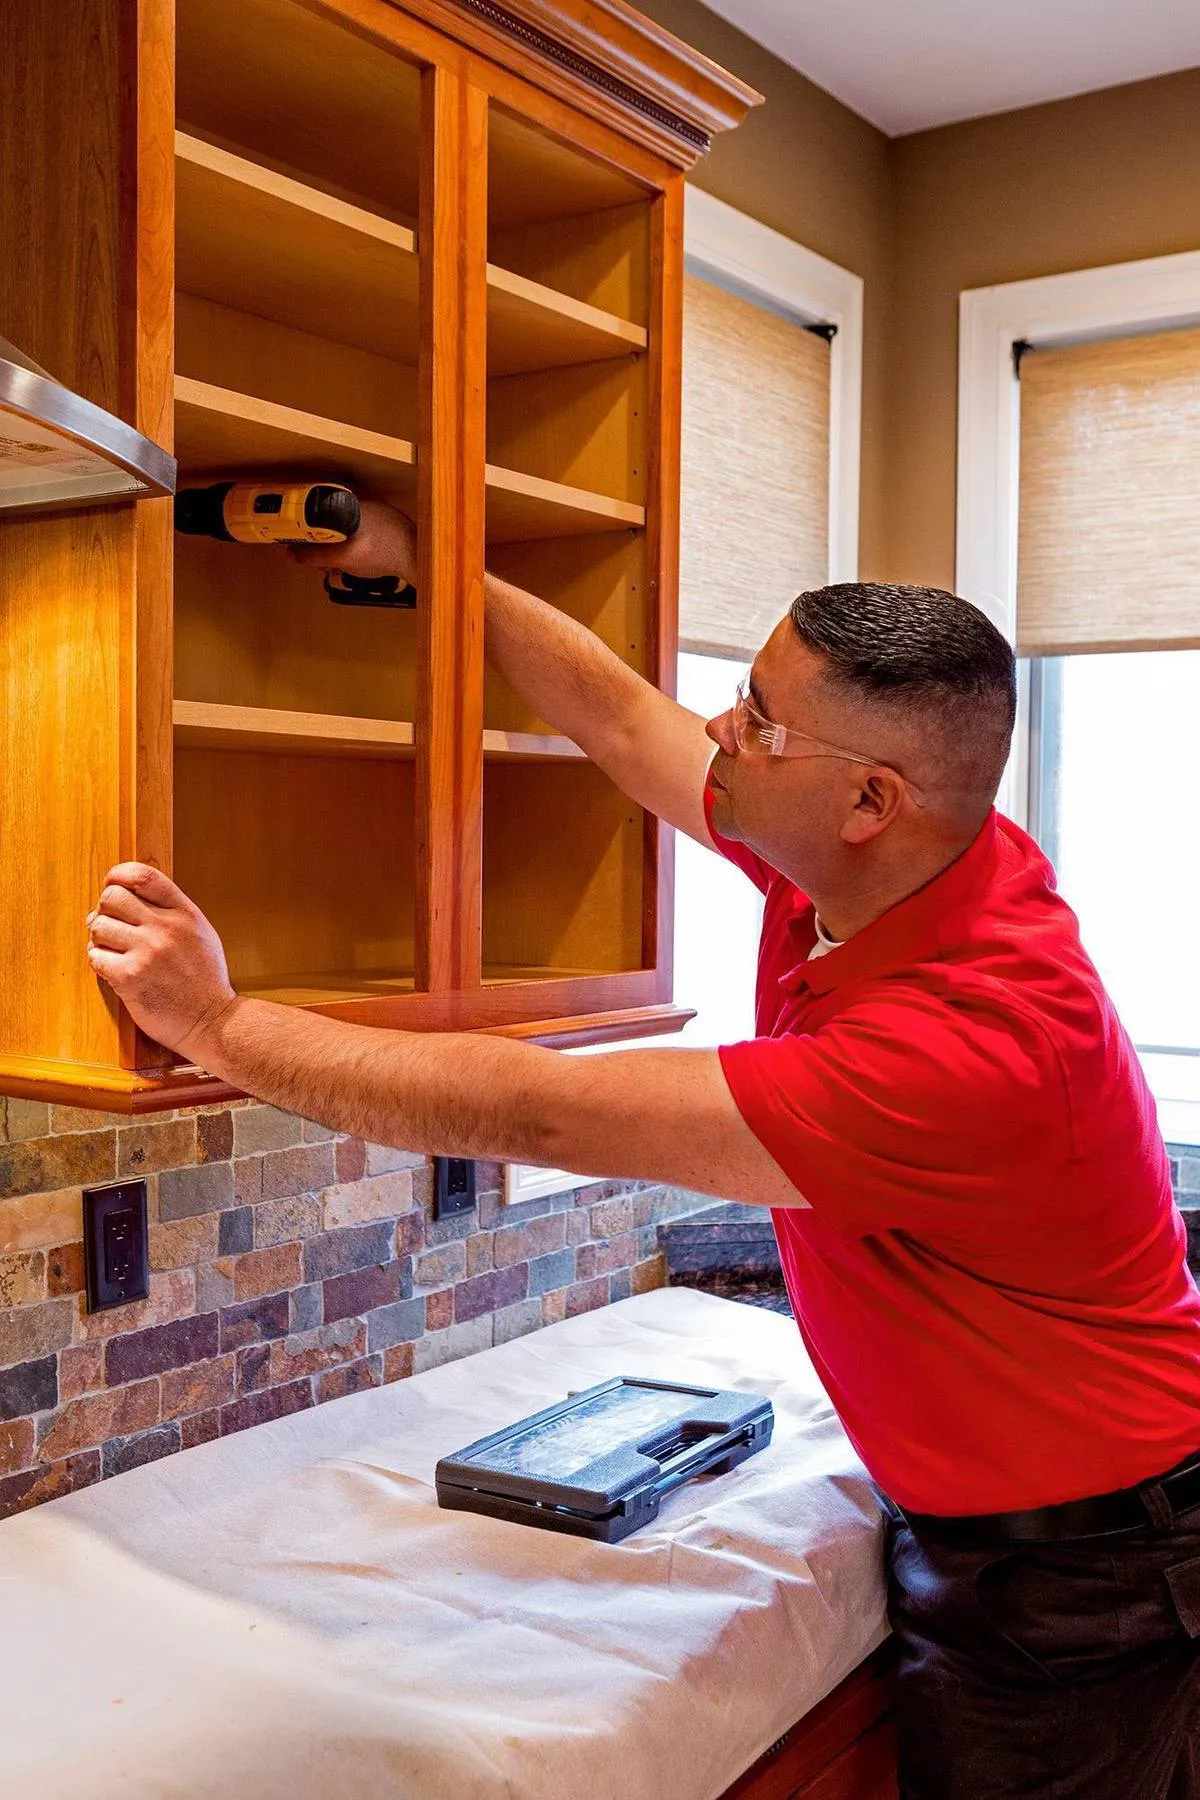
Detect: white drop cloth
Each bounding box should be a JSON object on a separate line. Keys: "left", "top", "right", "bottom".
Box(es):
{"left": 0, "top": 1288, "right": 888, "bottom": 1799}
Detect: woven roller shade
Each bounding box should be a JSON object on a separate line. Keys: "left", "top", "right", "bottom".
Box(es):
{"left": 1017, "top": 326, "right": 1200, "bottom": 655}
{"left": 679, "top": 270, "right": 830, "bottom": 661}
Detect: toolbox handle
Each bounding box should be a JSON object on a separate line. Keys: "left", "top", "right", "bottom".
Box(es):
{"left": 650, "top": 1424, "right": 757, "bottom": 1496}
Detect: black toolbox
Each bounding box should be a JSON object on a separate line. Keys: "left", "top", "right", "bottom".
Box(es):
{"left": 436, "top": 1376, "right": 774, "bottom": 1543}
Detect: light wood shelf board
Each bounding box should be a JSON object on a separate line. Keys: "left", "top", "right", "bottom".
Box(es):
{"left": 174, "top": 377, "right": 417, "bottom": 502}
{"left": 231, "top": 965, "right": 636, "bottom": 1007}
{"left": 176, "top": 133, "right": 641, "bottom": 379}
{"left": 173, "top": 380, "right": 635, "bottom": 540}
{"left": 176, "top": 132, "right": 415, "bottom": 252}
{"left": 487, "top": 264, "right": 646, "bottom": 375}
{"left": 172, "top": 700, "right": 584, "bottom": 764}
{"left": 485, "top": 464, "right": 644, "bottom": 542}
{"left": 175, "top": 123, "right": 420, "bottom": 234}
{"left": 483, "top": 965, "right": 618, "bottom": 984}
{"left": 234, "top": 969, "right": 417, "bottom": 1006}
{"left": 175, "top": 132, "right": 419, "bottom": 365}
{"left": 483, "top": 727, "right": 585, "bottom": 762}
{"left": 173, "top": 700, "right": 414, "bottom": 760}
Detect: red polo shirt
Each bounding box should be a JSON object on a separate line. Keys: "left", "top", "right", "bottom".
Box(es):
{"left": 708, "top": 786, "right": 1200, "bottom": 1515}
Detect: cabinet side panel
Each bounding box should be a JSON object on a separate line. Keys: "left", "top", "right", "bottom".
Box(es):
{"left": 0, "top": 520, "right": 130, "bottom": 1067}
{"left": 0, "top": 0, "right": 134, "bottom": 1068}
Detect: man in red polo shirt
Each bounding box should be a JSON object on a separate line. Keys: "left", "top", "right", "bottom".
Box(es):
{"left": 87, "top": 504, "right": 1200, "bottom": 1798}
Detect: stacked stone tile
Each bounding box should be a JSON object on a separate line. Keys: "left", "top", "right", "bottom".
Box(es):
{"left": 0, "top": 1097, "right": 709, "bottom": 1518}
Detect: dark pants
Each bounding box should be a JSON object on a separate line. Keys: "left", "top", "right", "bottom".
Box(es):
{"left": 884, "top": 1500, "right": 1200, "bottom": 1798}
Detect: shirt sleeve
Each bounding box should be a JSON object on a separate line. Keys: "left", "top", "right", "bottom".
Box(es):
{"left": 718, "top": 988, "right": 1064, "bottom": 1240}
{"left": 703, "top": 766, "right": 775, "bottom": 896}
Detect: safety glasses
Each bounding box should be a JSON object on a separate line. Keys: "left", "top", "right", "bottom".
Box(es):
{"left": 730, "top": 681, "right": 926, "bottom": 805}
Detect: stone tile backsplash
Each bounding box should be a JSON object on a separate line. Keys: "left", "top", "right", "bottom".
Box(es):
{"left": 0, "top": 1095, "right": 712, "bottom": 1520}
{"left": 4, "top": 1099, "right": 1197, "bottom": 1524}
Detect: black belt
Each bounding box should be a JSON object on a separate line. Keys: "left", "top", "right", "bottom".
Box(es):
{"left": 894, "top": 1447, "right": 1200, "bottom": 1547}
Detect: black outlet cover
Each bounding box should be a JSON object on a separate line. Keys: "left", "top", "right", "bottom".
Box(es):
{"left": 433, "top": 1157, "right": 476, "bottom": 1220}
{"left": 83, "top": 1180, "right": 150, "bottom": 1312}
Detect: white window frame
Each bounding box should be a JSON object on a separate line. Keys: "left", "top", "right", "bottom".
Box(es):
{"left": 503, "top": 200, "right": 864, "bottom": 1207}
{"left": 684, "top": 186, "right": 863, "bottom": 586}
{"left": 958, "top": 252, "right": 1200, "bottom": 1142}
{"left": 956, "top": 249, "right": 1200, "bottom": 821}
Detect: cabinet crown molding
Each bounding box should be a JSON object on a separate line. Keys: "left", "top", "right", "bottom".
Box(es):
{"left": 440, "top": 0, "right": 763, "bottom": 162}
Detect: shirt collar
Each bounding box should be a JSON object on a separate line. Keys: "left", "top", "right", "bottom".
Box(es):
{"left": 780, "top": 810, "right": 1001, "bottom": 996}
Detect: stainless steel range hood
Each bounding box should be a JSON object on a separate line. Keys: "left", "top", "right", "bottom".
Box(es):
{"left": 0, "top": 336, "right": 176, "bottom": 514}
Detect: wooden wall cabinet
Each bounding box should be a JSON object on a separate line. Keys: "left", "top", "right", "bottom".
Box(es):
{"left": 0, "top": 0, "right": 757, "bottom": 1112}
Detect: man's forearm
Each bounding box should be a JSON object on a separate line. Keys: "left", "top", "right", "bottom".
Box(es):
{"left": 194, "top": 996, "right": 572, "bottom": 1166}
{"left": 90, "top": 858, "right": 805, "bottom": 1211}
{"left": 184, "top": 996, "right": 796, "bottom": 1210}
{"left": 484, "top": 570, "right": 647, "bottom": 760}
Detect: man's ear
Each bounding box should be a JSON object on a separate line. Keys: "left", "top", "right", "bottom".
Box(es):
{"left": 839, "top": 771, "right": 905, "bottom": 844}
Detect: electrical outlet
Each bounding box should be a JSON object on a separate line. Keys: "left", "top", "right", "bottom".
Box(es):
{"left": 82, "top": 1180, "right": 149, "bottom": 1312}
{"left": 433, "top": 1157, "right": 476, "bottom": 1220}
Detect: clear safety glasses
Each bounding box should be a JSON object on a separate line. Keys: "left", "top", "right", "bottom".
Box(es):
{"left": 730, "top": 681, "right": 926, "bottom": 806}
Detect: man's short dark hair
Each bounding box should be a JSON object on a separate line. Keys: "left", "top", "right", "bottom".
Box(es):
{"left": 788, "top": 583, "right": 1017, "bottom": 812}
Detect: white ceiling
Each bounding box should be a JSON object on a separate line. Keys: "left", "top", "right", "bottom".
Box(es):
{"left": 701, "top": 0, "right": 1200, "bottom": 135}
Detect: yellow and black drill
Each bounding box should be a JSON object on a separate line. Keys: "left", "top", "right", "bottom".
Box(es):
{"left": 174, "top": 481, "right": 416, "bottom": 607}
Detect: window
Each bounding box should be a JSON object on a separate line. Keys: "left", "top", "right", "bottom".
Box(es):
{"left": 671, "top": 652, "right": 760, "bottom": 1048}
{"left": 679, "top": 270, "right": 831, "bottom": 659}
{"left": 674, "top": 191, "right": 862, "bottom": 1035}
{"left": 682, "top": 186, "right": 863, "bottom": 646}
{"left": 959, "top": 252, "right": 1200, "bottom": 1145}
{"left": 1029, "top": 652, "right": 1200, "bottom": 1142}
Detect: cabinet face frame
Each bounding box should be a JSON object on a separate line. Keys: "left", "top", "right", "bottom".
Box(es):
{"left": 0, "top": 0, "right": 757, "bottom": 1110}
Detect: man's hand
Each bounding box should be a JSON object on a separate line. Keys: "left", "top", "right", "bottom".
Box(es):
{"left": 290, "top": 498, "right": 416, "bottom": 586}
{"left": 87, "top": 865, "right": 238, "bottom": 1065}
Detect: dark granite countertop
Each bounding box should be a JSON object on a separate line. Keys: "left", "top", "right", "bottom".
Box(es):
{"left": 665, "top": 1185, "right": 1200, "bottom": 1298}
{"left": 658, "top": 1204, "right": 791, "bottom": 1315}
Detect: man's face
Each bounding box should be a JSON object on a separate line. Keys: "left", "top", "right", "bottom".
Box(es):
{"left": 705, "top": 621, "right": 884, "bottom": 887}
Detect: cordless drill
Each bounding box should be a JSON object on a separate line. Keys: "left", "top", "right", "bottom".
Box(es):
{"left": 173, "top": 481, "right": 416, "bottom": 607}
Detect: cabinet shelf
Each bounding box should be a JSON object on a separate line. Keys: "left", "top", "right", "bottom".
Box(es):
{"left": 484, "top": 465, "right": 644, "bottom": 542}
{"left": 174, "top": 378, "right": 644, "bottom": 541}
{"left": 487, "top": 267, "right": 647, "bottom": 375}
{"left": 176, "top": 132, "right": 419, "bottom": 364}
{"left": 235, "top": 969, "right": 418, "bottom": 1006}
{"left": 234, "top": 965, "right": 608, "bottom": 1006}
{"left": 174, "top": 376, "right": 418, "bottom": 500}
{"left": 173, "top": 700, "right": 585, "bottom": 763}
{"left": 175, "top": 131, "right": 645, "bottom": 377}
{"left": 233, "top": 964, "right": 615, "bottom": 1008}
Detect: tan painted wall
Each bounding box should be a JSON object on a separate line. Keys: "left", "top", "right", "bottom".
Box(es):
{"left": 888, "top": 68, "right": 1200, "bottom": 590}
{"left": 635, "top": 0, "right": 894, "bottom": 578}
